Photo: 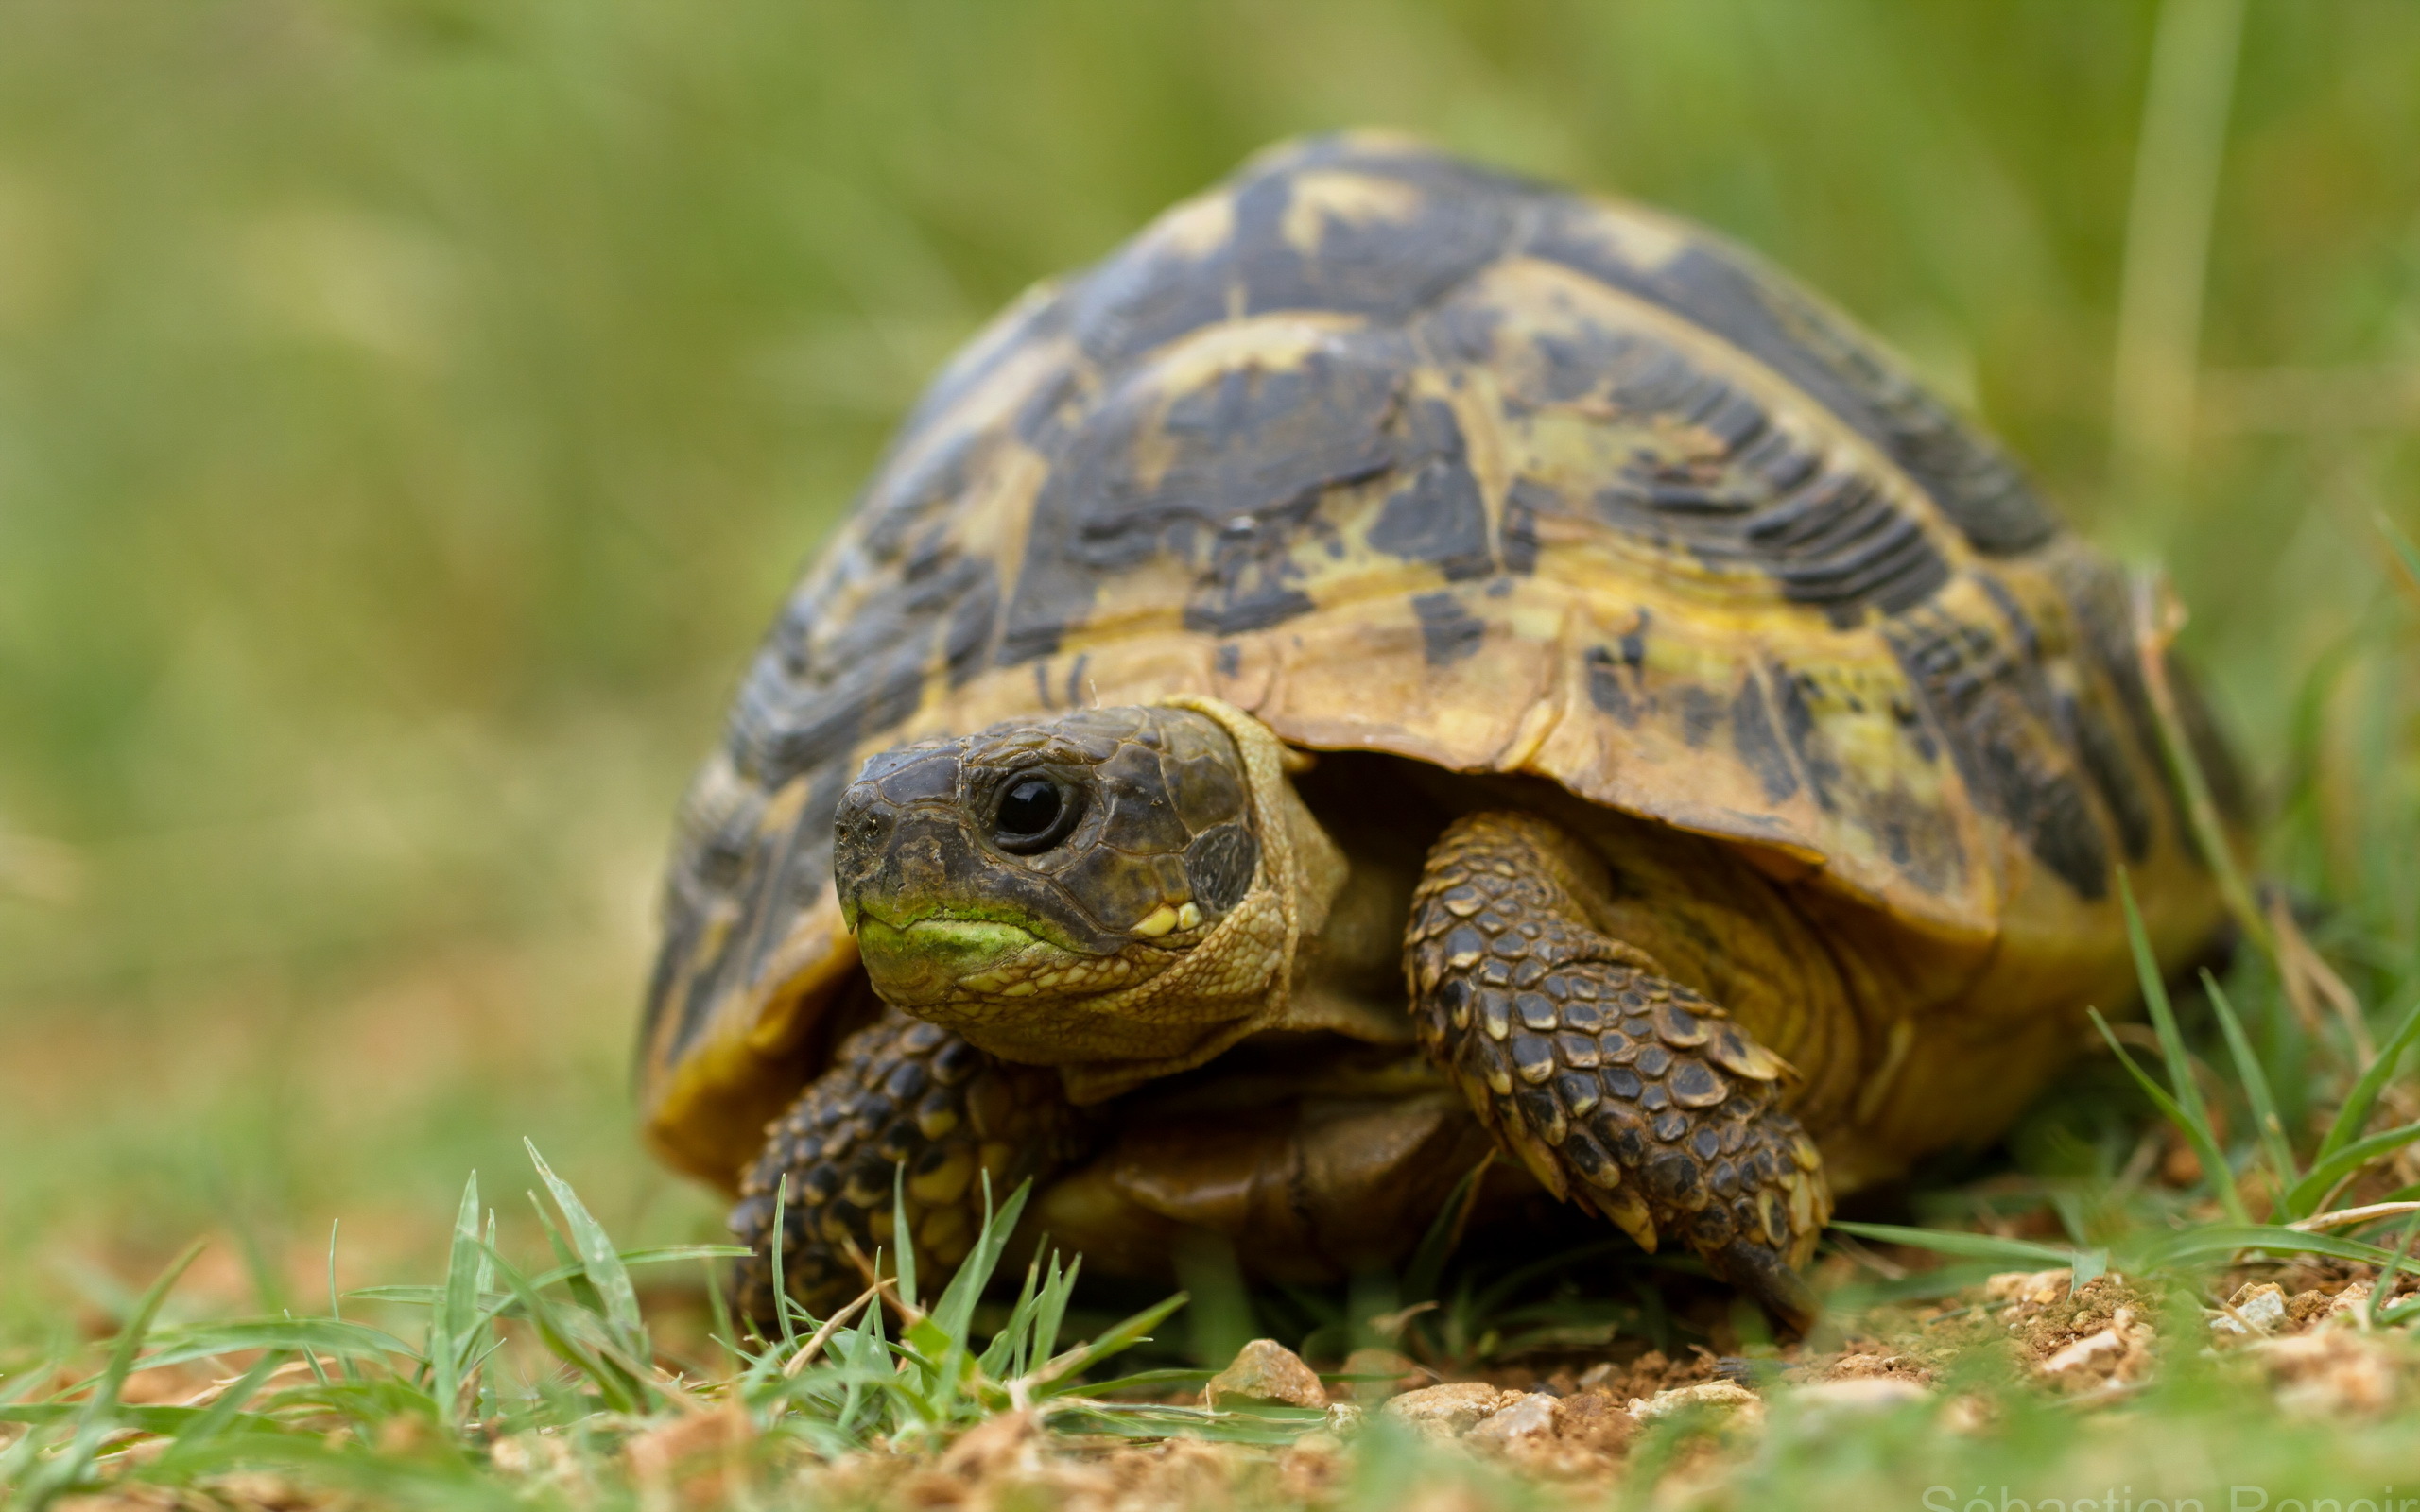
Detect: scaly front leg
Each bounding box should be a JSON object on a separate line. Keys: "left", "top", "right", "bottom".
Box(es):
{"left": 1405, "top": 813, "right": 1832, "bottom": 1331}
{"left": 728, "top": 1008, "right": 1090, "bottom": 1329}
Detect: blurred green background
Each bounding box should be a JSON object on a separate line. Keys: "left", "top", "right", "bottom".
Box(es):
{"left": 4, "top": 0, "right": 2417, "bottom": 1336}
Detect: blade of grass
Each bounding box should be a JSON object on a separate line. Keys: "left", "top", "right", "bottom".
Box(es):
{"left": 1404, "top": 1153, "right": 1493, "bottom": 1305}
{"left": 2204, "top": 970, "right": 2302, "bottom": 1205}
{"left": 2374, "top": 1210, "right": 2420, "bottom": 1327}
{"left": 0, "top": 1366, "right": 54, "bottom": 1410}
{"left": 323, "top": 1220, "right": 360, "bottom": 1386}
{"left": 705, "top": 1251, "right": 738, "bottom": 1376}
{"left": 780, "top": 1286, "right": 881, "bottom": 1378}
{"left": 769, "top": 1174, "right": 795, "bottom": 1350}
{"left": 2283, "top": 1123, "right": 2420, "bottom": 1217}
{"left": 2316, "top": 991, "right": 2420, "bottom": 1162}
{"left": 1026, "top": 1292, "right": 1188, "bottom": 1397}
{"left": 890, "top": 1166, "right": 919, "bottom": 1317}
{"left": 2131, "top": 577, "right": 2271, "bottom": 957}
{"left": 153, "top": 1349, "right": 289, "bottom": 1469}
{"left": 978, "top": 1251, "right": 1049, "bottom": 1382}
{"left": 2376, "top": 510, "right": 2420, "bottom": 611}
{"left": 478, "top": 1244, "right": 646, "bottom": 1415}
{"left": 16, "top": 1239, "right": 203, "bottom": 1512}
{"left": 1030, "top": 1254, "right": 1077, "bottom": 1381}
{"left": 927, "top": 1177, "right": 1030, "bottom": 1371}
{"left": 525, "top": 1141, "right": 647, "bottom": 1366}
{"left": 129, "top": 1319, "right": 416, "bottom": 1376}
{"left": 2135, "top": 1223, "right": 2403, "bottom": 1270}
{"left": 429, "top": 1173, "right": 481, "bottom": 1423}
{"left": 2122, "top": 875, "right": 2221, "bottom": 1143}
{"left": 1829, "top": 1221, "right": 2085, "bottom": 1270}
{"left": 2091, "top": 1006, "right": 2251, "bottom": 1223}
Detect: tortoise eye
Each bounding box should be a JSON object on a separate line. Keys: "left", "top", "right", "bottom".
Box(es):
{"left": 993, "top": 772, "right": 1081, "bottom": 854}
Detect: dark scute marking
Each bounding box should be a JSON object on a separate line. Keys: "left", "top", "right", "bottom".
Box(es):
{"left": 1526, "top": 199, "right": 2060, "bottom": 557}
{"left": 1001, "top": 333, "right": 1411, "bottom": 662}
{"left": 1584, "top": 625, "right": 1649, "bottom": 726}
{"left": 1227, "top": 153, "right": 1513, "bottom": 321}
{"left": 1505, "top": 316, "right": 1954, "bottom": 625}
{"left": 1620, "top": 617, "right": 1649, "bottom": 670}
{"left": 1423, "top": 296, "right": 1504, "bottom": 368}
{"left": 1744, "top": 473, "right": 1953, "bottom": 626}
{"left": 680, "top": 764, "right": 849, "bottom": 1064}
{"left": 1677, "top": 686, "right": 1721, "bottom": 748}
{"left": 2056, "top": 559, "right": 2170, "bottom": 812}
{"left": 1366, "top": 399, "right": 1494, "bottom": 580}
{"left": 1770, "top": 670, "right": 1842, "bottom": 813}
{"left": 1584, "top": 646, "right": 1634, "bottom": 724}
{"left": 862, "top": 655, "right": 928, "bottom": 743}
{"left": 1731, "top": 676, "right": 1799, "bottom": 802}
{"left": 1185, "top": 823, "right": 1260, "bottom": 913}
{"left": 640, "top": 900, "right": 693, "bottom": 1057}
{"left": 1011, "top": 365, "right": 1090, "bottom": 455}
{"left": 858, "top": 428, "right": 978, "bottom": 566}
{"left": 2165, "top": 656, "right": 2252, "bottom": 826}
{"left": 942, "top": 560, "right": 1000, "bottom": 686}
{"left": 1411, "top": 592, "right": 1486, "bottom": 665}
{"left": 2064, "top": 692, "right": 2152, "bottom": 862}
{"left": 1501, "top": 476, "right": 1552, "bottom": 576}
{"left": 738, "top": 551, "right": 994, "bottom": 788}
{"left": 1214, "top": 642, "right": 1242, "bottom": 677}
{"left": 1185, "top": 576, "right": 1315, "bottom": 635}
{"left": 1983, "top": 727, "right": 2109, "bottom": 900}
{"left": 1889, "top": 610, "right": 2111, "bottom": 900}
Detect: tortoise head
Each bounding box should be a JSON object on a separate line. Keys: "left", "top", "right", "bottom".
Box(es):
{"left": 832, "top": 697, "right": 1332, "bottom": 1077}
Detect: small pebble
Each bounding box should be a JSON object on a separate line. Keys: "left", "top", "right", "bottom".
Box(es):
{"left": 2210, "top": 1281, "right": 2288, "bottom": 1336}
{"left": 1628, "top": 1380, "right": 1761, "bottom": 1421}
{"left": 1383, "top": 1382, "right": 1516, "bottom": 1439}
{"left": 1789, "top": 1377, "right": 1930, "bottom": 1417}
{"left": 1204, "top": 1339, "right": 1327, "bottom": 1410}
{"left": 1465, "top": 1392, "right": 1558, "bottom": 1452}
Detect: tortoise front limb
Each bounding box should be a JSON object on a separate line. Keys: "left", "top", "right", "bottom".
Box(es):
{"left": 729, "top": 1008, "right": 1090, "bottom": 1329}
{"left": 1405, "top": 813, "right": 1833, "bottom": 1331}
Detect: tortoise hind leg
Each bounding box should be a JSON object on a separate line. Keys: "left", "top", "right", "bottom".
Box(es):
{"left": 1404, "top": 812, "right": 1833, "bottom": 1332}
{"left": 729, "top": 1008, "right": 1091, "bottom": 1329}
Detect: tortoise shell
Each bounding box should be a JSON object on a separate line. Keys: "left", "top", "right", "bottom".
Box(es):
{"left": 640, "top": 133, "right": 2236, "bottom": 1188}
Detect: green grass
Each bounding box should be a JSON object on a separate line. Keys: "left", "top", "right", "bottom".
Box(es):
{"left": 9, "top": 0, "right": 2420, "bottom": 1506}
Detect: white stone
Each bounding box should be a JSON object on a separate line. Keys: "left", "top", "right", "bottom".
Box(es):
{"left": 1465, "top": 1392, "right": 1558, "bottom": 1452}
{"left": 2210, "top": 1281, "right": 2289, "bottom": 1336}
{"left": 2040, "top": 1327, "right": 2125, "bottom": 1374}
{"left": 1789, "top": 1377, "right": 1930, "bottom": 1415}
{"left": 1381, "top": 1382, "right": 1514, "bottom": 1439}
{"left": 1629, "top": 1380, "right": 1762, "bottom": 1421}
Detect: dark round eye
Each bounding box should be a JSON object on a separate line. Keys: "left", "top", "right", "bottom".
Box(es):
{"left": 992, "top": 773, "right": 1080, "bottom": 854}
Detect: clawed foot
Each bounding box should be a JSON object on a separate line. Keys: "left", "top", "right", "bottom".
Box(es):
{"left": 1408, "top": 812, "right": 1833, "bottom": 1333}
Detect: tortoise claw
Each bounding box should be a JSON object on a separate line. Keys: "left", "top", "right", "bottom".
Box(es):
{"left": 1711, "top": 1237, "right": 1821, "bottom": 1336}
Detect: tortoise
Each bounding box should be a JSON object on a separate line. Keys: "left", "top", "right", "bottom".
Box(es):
{"left": 636, "top": 133, "right": 2243, "bottom": 1331}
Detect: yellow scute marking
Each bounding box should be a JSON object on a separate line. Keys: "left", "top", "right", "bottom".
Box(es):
{"left": 1136, "top": 187, "right": 1235, "bottom": 260}
{"left": 1280, "top": 170, "right": 1425, "bottom": 254}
